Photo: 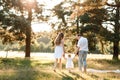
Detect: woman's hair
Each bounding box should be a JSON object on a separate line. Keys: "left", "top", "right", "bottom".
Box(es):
{"left": 54, "top": 33, "right": 64, "bottom": 45}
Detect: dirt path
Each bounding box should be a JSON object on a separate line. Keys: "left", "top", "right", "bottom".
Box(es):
{"left": 87, "top": 68, "right": 120, "bottom": 73}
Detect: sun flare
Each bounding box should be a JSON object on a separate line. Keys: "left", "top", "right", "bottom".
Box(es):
{"left": 31, "top": 23, "right": 52, "bottom": 32}
{"left": 31, "top": 0, "right": 64, "bottom": 32}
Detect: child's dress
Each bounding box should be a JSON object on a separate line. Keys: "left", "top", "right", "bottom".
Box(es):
{"left": 66, "top": 54, "right": 75, "bottom": 69}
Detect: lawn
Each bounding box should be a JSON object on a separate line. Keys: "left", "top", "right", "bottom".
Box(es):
{"left": 0, "top": 53, "right": 120, "bottom": 80}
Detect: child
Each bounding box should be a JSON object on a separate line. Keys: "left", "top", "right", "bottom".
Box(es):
{"left": 65, "top": 54, "right": 75, "bottom": 72}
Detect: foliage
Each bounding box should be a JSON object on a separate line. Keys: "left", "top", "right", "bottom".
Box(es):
{"left": 0, "top": 0, "right": 45, "bottom": 57}
{"left": 0, "top": 0, "right": 119, "bottom": 59}
{"left": 0, "top": 34, "right": 54, "bottom": 53}
{"left": 0, "top": 16, "right": 27, "bottom": 44}
{"left": 70, "top": 0, "right": 120, "bottom": 60}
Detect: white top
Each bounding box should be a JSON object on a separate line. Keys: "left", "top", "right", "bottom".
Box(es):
{"left": 77, "top": 37, "right": 88, "bottom": 51}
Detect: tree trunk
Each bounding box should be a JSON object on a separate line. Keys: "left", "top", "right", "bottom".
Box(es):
{"left": 76, "top": 17, "right": 80, "bottom": 34}
{"left": 112, "top": 7, "right": 119, "bottom": 60}
{"left": 25, "top": 8, "right": 32, "bottom": 58}
{"left": 113, "top": 41, "right": 119, "bottom": 60}
{"left": 25, "top": 26, "right": 31, "bottom": 57}
{"left": 100, "top": 39, "right": 104, "bottom": 54}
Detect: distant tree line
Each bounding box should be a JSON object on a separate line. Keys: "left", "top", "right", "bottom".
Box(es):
{"left": 0, "top": 36, "right": 54, "bottom": 53}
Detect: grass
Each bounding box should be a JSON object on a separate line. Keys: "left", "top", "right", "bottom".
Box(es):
{"left": 87, "top": 59, "right": 120, "bottom": 70}
{"left": 0, "top": 55, "right": 120, "bottom": 80}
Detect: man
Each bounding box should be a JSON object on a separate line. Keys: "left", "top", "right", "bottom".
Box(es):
{"left": 76, "top": 34, "right": 88, "bottom": 73}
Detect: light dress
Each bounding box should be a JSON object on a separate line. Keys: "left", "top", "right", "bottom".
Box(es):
{"left": 66, "top": 54, "right": 75, "bottom": 69}
{"left": 54, "top": 42, "right": 64, "bottom": 59}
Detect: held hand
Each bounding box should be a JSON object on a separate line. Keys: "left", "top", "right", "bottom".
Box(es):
{"left": 63, "top": 53, "right": 65, "bottom": 57}
{"left": 63, "top": 54, "right": 66, "bottom": 60}
{"left": 75, "top": 53, "right": 77, "bottom": 56}
{"left": 75, "top": 52, "right": 78, "bottom": 56}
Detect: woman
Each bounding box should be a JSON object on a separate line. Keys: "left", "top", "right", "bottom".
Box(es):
{"left": 53, "top": 32, "right": 65, "bottom": 72}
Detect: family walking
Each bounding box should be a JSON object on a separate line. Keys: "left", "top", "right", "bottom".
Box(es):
{"left": 53, "top": 32, "right": 88, "bottom": 73}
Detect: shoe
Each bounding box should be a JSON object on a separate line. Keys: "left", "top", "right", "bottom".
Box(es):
{"left": 54, "top": 69, "right": 56, "bottom": 72}
{"left": 69, "top": 70, "right": 71, "bottom": 73}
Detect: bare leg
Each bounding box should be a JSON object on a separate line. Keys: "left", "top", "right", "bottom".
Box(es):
{"left": 59, "top": 58, "right": 62, "bottom": 70}
{"left": 68, "top": 68, "right": 71, "bottom": 73}
{"left": 54, "top": 58, "right": 58, "bottom": 72}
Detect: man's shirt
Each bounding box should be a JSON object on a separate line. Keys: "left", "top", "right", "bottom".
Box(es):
{"left": 77, "top": 37, "right": 88, "bottom": 51}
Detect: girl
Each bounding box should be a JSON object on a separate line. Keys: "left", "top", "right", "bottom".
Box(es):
{"left": 65, "top": 54, "right": 75, "bottom": 72}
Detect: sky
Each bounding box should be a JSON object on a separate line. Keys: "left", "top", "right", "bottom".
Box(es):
{"left": 32, "top": 0, "right": 64, "bottom": 32}
{"left": 32, "top": 0, "right": 80, "bottom": 32}
{"left": 31, "top": 22, "right": 52, "bottom": 32}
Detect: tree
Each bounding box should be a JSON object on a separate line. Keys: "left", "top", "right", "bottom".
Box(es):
{"left": 50, "top": 1, "right": 79, "bottom": 52}
{"left": 106, "top": 0, "right": 120, "bottom": 60}
{"left": 71, "top": 0, "right": 120, "bottom": 60}
{"left": 0, "top": 0, "right": 43, "bottom": 58}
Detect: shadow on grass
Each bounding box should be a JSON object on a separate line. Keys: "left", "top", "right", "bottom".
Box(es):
{"left": 33, "top": 61, "right": 54, "bottom": 69}
{"left": 57, "top": 72, "right": 74, "bottom": 80}
{"left": 87, "top": 59, "right": 120, "bottom": 70}
{"left": 0, "top": 58, "right": 39, "bottom": 80}
{"left": 0, "top": 58, "right": 62, "bottom": 80}
{"left": 105, "top": 59, "right": 120, "bottom": 65}
{"left": 87, "top": 73, "right": 99, "bottom": 79}
{"left": 0, "top": 58, "right": 32, "bottom": 68}
{"left": 69, "top": 71, "right": 85, "bottom": 80}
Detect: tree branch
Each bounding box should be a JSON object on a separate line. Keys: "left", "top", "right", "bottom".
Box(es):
{"left": 106, "top": 2, "right": 120, "bottom": 7}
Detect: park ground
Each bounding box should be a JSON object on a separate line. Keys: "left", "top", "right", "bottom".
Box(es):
{"left": 0, "top": 51, "right": 120, "bottom": 80}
